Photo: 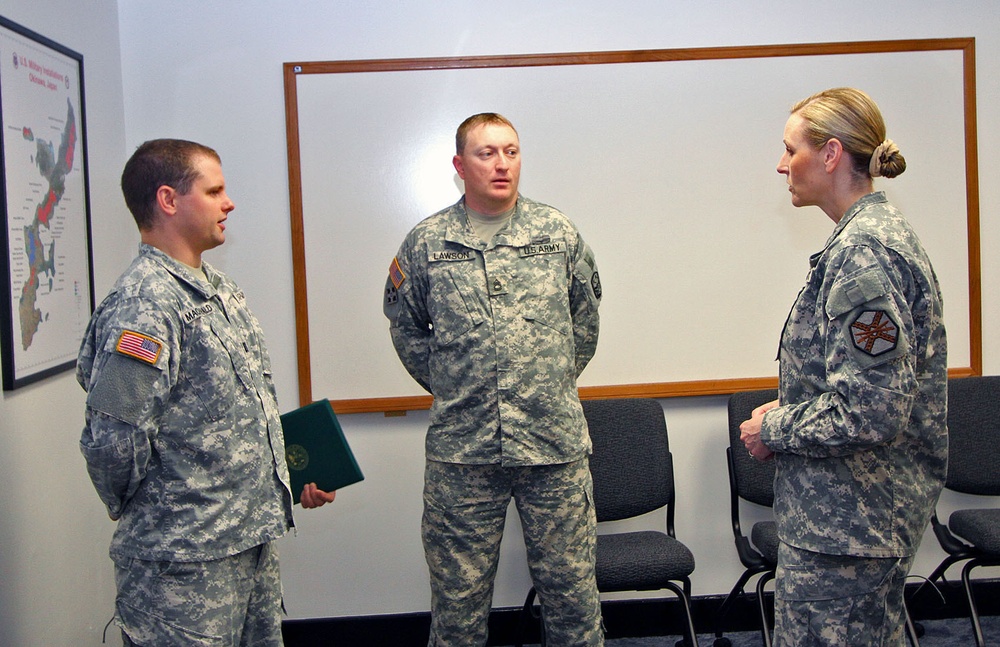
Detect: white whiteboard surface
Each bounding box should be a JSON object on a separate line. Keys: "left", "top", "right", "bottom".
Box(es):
{"left": 285, "top": 40, "right": 978, "bottom": 411}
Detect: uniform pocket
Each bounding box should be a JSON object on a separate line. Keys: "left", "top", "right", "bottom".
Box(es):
{"left": 117, "top": 601, "right": 227, "bottom": 647}
{"left": 523, "top": 311, "right": 571, "bottom": 337}
{"left": 429, "top": 267, "right": 484, "bottom": 347}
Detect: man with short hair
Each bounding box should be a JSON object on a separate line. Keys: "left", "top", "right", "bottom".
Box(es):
{"left": 385, "top": 114, "right": 604, "bottom": 646}
{"left": 78, "top": 139, "right": 333, "bottom": 646}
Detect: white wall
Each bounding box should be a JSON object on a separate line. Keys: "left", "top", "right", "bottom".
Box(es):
{"left": 0, "top": 1, "right": 134, "bottom": 645}
{"left": 2, "top": 2, "right": 998, "bottom": 643}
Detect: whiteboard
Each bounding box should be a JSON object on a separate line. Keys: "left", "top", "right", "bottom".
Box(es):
{"left": 283, "top": 40, "right": 980, "bottom": 412}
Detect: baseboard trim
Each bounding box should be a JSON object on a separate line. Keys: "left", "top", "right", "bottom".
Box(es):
{"left": 282, "top": 579, "right": 1000, "bottom": 646}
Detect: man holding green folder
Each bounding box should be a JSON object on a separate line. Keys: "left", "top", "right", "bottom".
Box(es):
{"left": 78, "top": 139, "right": 333, "bottom": 646}
{"left": 385, "top": 114, "right": 604, "bottom": 646}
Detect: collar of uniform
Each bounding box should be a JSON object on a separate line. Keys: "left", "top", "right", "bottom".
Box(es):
{"left": 492, "top": 198, "right": 534, "bottom": 248}
{"left": 811, "top": 191, "right": 888, "bottom": 266}
{"left": 830, "top": 191, "right": 887, "bottom": 240}
{"left": 443, "top": 199, "right": 480, "bottom": 248}
{"left": 139, "top": 243, "right": 219, "bottom": 298}
{"left": 444, "top": 196, "right": 535, "bottom": 249}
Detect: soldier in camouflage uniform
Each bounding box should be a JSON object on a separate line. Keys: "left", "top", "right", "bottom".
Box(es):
{"left": 384, "top": 114, "right": 603, "bottom": 646}
{"left": 740, "top": 89, "right": 947, "bottom": 646}
{"left": 77, "top": 139, "right": 334, "bottom": 647}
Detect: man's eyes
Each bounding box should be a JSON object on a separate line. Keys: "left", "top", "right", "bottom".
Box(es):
{"left": 477, "top": 149, "right": 518, "bottom": 159}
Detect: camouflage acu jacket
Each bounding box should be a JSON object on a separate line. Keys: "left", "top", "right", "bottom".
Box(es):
{"left": 762, "top": 192, "right": 948, "bottom": 558}
{"left": 385, "top": 196, "right": 601, "bottom": 466}
{"left": 77, "top": 244, "right": 293, "bottom": 561}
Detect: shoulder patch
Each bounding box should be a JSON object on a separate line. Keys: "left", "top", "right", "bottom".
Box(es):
{"left": 827, "top": 265, "right": 890, "bottom": 319}
{"left": 389, "top": 257, "right": 406, "bottom": 289}
{"left": 116, "top": 330, "right": 163, "bottom": 364}
{"left": 850, "top": 310, "right": 899, "bottom": 356}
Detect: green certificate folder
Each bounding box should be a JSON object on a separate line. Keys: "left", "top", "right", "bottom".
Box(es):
{"left": 280, "top": 399, "right": 365, "bottom": 504}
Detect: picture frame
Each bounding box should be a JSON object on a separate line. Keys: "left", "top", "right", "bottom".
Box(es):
{"left": 0, "top": 15, "right": 93, "bottom": 391}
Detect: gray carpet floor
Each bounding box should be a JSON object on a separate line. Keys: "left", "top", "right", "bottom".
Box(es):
{"left": 514, "top": 614, "right": 1000, "bottom": 646}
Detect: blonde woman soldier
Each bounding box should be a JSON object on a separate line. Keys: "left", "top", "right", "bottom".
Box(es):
{"left": 740, "top": 88, "right": 948, "bottom": 647}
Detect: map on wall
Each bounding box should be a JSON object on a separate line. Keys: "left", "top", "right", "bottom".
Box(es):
{"left": 0, "top": 16, "right": 93, "bottom": 391}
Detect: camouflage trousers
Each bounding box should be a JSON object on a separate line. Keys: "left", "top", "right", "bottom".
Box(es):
{"left": 422, "top": 459, "right": 604, "bottom": 647}
{"left": 773, "top": 542, "right": 914, "bottom": 647}
{"left": 112, "top": 542, "right": 283, "bottom": 646}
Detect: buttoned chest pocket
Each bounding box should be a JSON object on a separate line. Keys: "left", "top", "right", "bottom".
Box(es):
{"left": 426, "top": 263, "right": 484, "bottom": 347}
{"left": 177, "top": 317, "right": 249, "bottom": 422}
{"left": 516, "top": 246, "right": 572, "bottom": 326}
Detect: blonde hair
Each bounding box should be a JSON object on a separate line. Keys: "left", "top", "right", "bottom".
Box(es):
{"left": 791, "top": 88, "right": 906, "bottom": 180}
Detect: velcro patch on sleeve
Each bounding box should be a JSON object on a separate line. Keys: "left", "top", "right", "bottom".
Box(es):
{"left": 116, "top": 330, "right": 163, "bottom": 364}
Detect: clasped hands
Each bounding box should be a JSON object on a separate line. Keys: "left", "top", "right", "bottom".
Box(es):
{"left": 740, "top": 399, "right": 779, "bottom": 462}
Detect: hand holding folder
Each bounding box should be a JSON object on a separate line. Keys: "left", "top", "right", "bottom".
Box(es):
{"left": 280, "top": 399, "right": 365, "bottom": 504}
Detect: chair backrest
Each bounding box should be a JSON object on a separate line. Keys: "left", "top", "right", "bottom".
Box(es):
{"left": 945, "top": 375, "right": 1000, "bottom": 496}
{"left": 582, "top": 398, "right": 673, "bottom": 524}
{"left": 728, "top": 389, "right": 779, "bottom": 508}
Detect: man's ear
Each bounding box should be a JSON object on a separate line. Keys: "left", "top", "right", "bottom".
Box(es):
{"left": 822, "top": 138, "right": 844, "bottom": 173}
{"left": 452, "top": 154, "right": 465, "bottom": 180}
{"left": 155, "top": 185, "right": 178, "bottom": 215}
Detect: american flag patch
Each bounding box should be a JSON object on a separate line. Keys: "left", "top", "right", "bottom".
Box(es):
{"left": 116, "top": 330, "right": 163, "bottom": 364}
{"left": 388, "top": 257, "right": 406, "bottom": 289}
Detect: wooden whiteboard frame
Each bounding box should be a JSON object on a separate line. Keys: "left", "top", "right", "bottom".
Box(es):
{"left": 283, "top": 38, "right": 981, "bottom": 413}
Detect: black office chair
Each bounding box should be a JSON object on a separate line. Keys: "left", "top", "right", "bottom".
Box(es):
{"left": 921, "top": 375, "right": 1000, "bottom": 647}
{"left": 515, "top": 398, "right": 698, "bottom": 647}
{"left": 712, "top": 389, "right": 779, "bottom": 647}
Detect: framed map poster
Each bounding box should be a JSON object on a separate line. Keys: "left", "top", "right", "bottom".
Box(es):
{"left": 0, "top": 16, "right": 93, "bottom": 391}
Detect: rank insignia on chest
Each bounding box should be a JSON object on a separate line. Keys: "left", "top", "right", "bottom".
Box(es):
{"left": 488, "top": 276, "right": 508, "bottom": 296}
{"left": 116, "top": 330, "right": 163, "bottom": 364}
{"left": 850, "top": 310, "right": 899, "bottom": 356}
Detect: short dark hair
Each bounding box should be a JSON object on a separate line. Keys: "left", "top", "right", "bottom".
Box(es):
{"left": 455, "top": 113, "right": 517, "bottom": 155}
{"left": 120, "top": 139, "right": 220, "bottom": 230}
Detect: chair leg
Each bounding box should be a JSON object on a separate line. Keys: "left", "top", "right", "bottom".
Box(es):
{"left": 664, "top": 581, "right": 699, "bottom": 647}
{"left": 515, "top": 588, "right": 539, "bottom": 647}
{"left": 917, "top": 554, "right": 962, "bottom": 596}
{"left": 904, "top": 602, "right": 920, "bottom": 647}
{"left": 961, "top": 561, "right": 987, "bottom": 647}
{"left": 712, "top": 569, "right": 758, "bottom": 640}
{"left": 755, "top": 570, "right": 775, "bottom": 647}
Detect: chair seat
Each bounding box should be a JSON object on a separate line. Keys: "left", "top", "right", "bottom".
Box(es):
{"left": 595, "top": 530, "right": 695, "bottom": 591}
{"left": 751, "top": 520, "right": 779, "bottom": 565}
{"left": 950, "top": 508, "right": 1000, "bottom": 554}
